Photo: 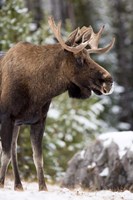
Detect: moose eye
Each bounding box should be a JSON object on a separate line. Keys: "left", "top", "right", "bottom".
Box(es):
{"left": 76, "top": 57, "right": 84, "bottom": 67}
{"left": 98, "top": 78, "right": 105, "bottom": 84}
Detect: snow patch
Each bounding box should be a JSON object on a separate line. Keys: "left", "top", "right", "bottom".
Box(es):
{"left": 0, "top": 181, "right": 133, "bottom": 200}
{"left": 99, "top": 131, "right": 133, "bottom": 158}
{"left": 87, "top": 162, "right": 96, "bottom": 170}
{"left": 99, "top": 167, "right": 109, "bottom": 177}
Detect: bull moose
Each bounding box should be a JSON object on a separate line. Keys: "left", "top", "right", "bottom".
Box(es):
{"left": 0, "top": 17, "right": 115, "bottom": 191}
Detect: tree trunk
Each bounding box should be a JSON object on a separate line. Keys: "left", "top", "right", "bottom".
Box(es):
{"left": 111, "top": 0, "right": 133, "bottom": 129}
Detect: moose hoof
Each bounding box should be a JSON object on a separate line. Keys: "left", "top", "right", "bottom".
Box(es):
{"left": 14, "top": 184, "right": 24, "bottom": 191}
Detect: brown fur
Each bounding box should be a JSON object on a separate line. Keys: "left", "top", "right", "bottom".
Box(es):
{"left": 0, "top": 37, "right": 113, "bottom": 190}
{"left": 0, "top": 42, "right": 112, "bottom": 119}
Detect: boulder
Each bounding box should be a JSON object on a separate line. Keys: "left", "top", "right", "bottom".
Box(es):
{"left": 62, "top": 131, "right": 133, "bottom": 191}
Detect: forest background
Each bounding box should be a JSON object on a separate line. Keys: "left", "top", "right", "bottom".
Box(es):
{"left": 0, "top": 0, "right": 132, "bottom": 183}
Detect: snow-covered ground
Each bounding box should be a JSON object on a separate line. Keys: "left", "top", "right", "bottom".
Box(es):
{"left": 0, "top": 180, "right": 133, "bottom": 200}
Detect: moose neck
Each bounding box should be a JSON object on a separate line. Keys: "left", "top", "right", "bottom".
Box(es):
{"left": 1, "top": 42, "right": 70, "bottom": 112}
{"left": 28, "top": 43, "right": 69, "bottom": 104}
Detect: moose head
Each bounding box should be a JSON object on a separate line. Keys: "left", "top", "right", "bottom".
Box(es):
{"left": 48, "top": 17, "right": 115, "bottom": 99}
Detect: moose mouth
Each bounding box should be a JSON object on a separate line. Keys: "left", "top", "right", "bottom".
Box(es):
{"left": 91, "top": 82, "right": 113, "bottom": 96}
{"left": 68, "top": 82, "right": 103, "bottom": 99}
{"left": 68, "top": 81, "right": 113, "bottom": 99}
{"left": 92, "top": 88, "right": 102, "bottom": 95}
{"left": 84, "top": 85, "right": 103, "bottom": 96}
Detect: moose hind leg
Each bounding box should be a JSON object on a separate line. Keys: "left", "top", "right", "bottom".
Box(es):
{"left": 0, "top": 152, "right": 11, "bottom": 187}
{"left": 30, "top": 120, "right": 47, "bottom": 191}
{"left": 11, "top": 125, "right": 23, "bottom": 191}
{"left": 0, "top": 116, "right": 14, "bottom": 188}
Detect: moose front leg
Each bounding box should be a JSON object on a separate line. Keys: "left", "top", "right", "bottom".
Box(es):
{"left": 0, "top": 115, "right": 14, "bottom": 188}
{"left": 11, "top": 125, "right": 23, "bottom": 191}
{"left": 30, "top": 119, "right": 47, "bottom": 191}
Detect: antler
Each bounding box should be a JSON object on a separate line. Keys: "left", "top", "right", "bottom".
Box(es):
{"left": 87, "top": 25, "right": 115, "bottom": 54}
{"left": 48, "top": 17, "right": 115, "bottom": 54}
{"left": 74, "top": 26, "right": 92, "bottom": 42}
{"left": 48, "top": 16, "right": 89, "bottom": 54}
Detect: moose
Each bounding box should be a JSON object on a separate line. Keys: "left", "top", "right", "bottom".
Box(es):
{"left": 0, "top": 17, "right": 115, "bottom": 191}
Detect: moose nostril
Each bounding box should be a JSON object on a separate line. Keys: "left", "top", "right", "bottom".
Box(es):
{"left": 103, "top": 87, "right": 107, "bottom": 94}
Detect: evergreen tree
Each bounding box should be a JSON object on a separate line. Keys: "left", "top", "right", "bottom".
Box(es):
{"left": 109, "top": 0, "right": 133, "bottom": 130}
{"left": 0, "top": 0, "right": 32, "bottom": 50}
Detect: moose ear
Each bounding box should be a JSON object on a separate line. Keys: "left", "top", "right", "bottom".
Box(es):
{"left": 65, "top": 28, "right": 79, "bottom": 46}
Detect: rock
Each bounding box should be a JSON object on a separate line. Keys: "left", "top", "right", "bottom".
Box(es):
{"left": 62, "top": 133, "right": 133, "bottom": 191}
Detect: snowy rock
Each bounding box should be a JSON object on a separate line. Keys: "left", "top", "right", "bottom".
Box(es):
{"left": 62, "top": 131, "right": 133, "bottom": 191}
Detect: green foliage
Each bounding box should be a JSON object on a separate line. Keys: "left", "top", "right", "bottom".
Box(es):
{"left": 0, "top": 0, "right": 52, "bottom": 49}
{"left": 0, "top": 0, "right": 32, "bottom": 50}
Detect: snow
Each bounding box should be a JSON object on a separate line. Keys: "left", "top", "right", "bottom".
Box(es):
{"left": 74, "top": 115, "right": 97, "bottom": 130}
{"left": 99, "top": 167, "right": 109, "bottom": 177}
{"left": 16, "top": 8, "right": 28, "bottom": 14}
{"left": 87, "top": 162, "right": 96, "bottom": 170}
{"left": 48, "top": 107, "right": 60, "bottom": 119}
{"left": 0, "top": 180, "right": 133, "bottom": 200}
{"left": 79, "top": 150, "right": 85, "bottom": 160}
{"left": 99, "top": 131, "right": 133, "bottom": 158}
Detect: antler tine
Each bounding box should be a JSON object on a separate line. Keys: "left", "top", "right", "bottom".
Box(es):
{"left": 48, "top": 16, "right": 89, "bottom": 54}
{"left": 66, "top": 26, "right": 92, "bottom": 48}
{"left": 66, "top": 27, "right": 80, "bottom": 45}
{"left": 88, "top": 25, "right": 104, "bottom": 49}
{"left": 76, "top": 26, "right": 92, "bottom": 43}
{"left": 87, "top": 25, "right": 115, "bottom": 54}
{"left": 87, "top": 37, "right": 115, "bottom": 54}
{"left": 48, "top": 16, "right": 61, "bottom": 40}
{"left": 66, "top": 26, "right": 92, "bottom": 46}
